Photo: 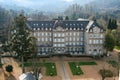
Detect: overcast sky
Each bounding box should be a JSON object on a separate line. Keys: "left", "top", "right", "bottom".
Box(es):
{"left": 0, "top": 0, "right": 94, "bottom": 11}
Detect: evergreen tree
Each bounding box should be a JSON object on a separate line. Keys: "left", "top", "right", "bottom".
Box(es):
{"left": 8, "top": 14, "right": 36, "bottom": 73}
{"left": 104, "top": 33, "right": 115, "bottom": 54}
{"left": 107, "top": 18, "right": 112, "bottom": 30}
{"left": 65, "top": 16, "right": 69, "bottom": 20}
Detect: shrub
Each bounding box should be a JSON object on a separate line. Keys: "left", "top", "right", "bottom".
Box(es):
{"left": 5, "top": 65, "right": 13, "bottom": 73}
{"left": 79, "top": 61, "right": 97, "bottom": 65}
{"left": 99, "top": 69, "right": 113, "bottom": 77}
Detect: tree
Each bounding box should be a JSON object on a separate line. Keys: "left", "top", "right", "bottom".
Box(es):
{"left": 65, "top": 16, "right": 69, "bottom": 20}
{"left": 104, "top": 33, "right": 115, "bottom": 55}
{"left": 8, "top": 14, "right": 35, "bottom": 73}
{"left": 107, "top": 18, "right": 117, "bottom": 30}
{"left": 5, "top": 65, "right": 13, "bottom": 73}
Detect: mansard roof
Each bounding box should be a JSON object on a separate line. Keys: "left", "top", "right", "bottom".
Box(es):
{"left": 27, "top": 20, "right": 89, "bottom": 30}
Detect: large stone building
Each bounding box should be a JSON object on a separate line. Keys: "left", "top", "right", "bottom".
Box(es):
{"left": 27, "top": 19, "right": 104, "bottom": 56}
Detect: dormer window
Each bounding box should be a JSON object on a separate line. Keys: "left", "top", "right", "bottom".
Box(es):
{"left": 66, "top": 28, "right": 68, "bottom": 30}
{"left": 101, "top": 29, "right": 103, "bottom": 32}
{"left": 36, "top": 24, "right": 38, "bottom": 26}
{"left": 81, "top": 28, "right": 83, "bottom": 30}
{"left": 90, "top": 29, "right": 93, "bottom": 32}
{"left": 66, "top": 24, "right": 68, "bottom": 26}
{"left": 38, "top": 28, "right": 40, "bottom": 30}
{"left": 34, "top": 28, "right": 36, "bottom": 30}
{"left": 42, "top": 24, "right": 44, "bottom": 26}
{"left": 74, "top": 28, "right": 76, "bottom": 30}
{"left": 74, "top": 24, "right": 75, "bottom": 26}
{"left": 46, "top": 28, "right": 48, "bottom": 30}
{"left": 81, "top": 24, "right": 83, "bottom": 26}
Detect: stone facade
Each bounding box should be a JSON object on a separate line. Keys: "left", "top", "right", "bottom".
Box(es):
{"left": 27, "top": 19, "right": 105, "bottom": 56}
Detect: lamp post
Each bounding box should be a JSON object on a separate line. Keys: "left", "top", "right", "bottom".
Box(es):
{"left": 0, "top": 43, "right": 2, "bottom": 67}
{"left": 118, "top": 52, "right": 120, "bottom": 80}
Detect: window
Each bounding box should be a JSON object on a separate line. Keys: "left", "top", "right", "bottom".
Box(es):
{"left": 77, "top": 38, "right": 79, "bottom": 41}
{"left": 42, "top": 38, "right": 44, "bottom": 41}
{"left": 93, "top": 40, "right": 95, "bottom": 44}
{"left": 101, "top": 34, "right": 103, "bottom": 38}
{"left": 54, "top": 39, "right": 56, "bottom": 42}
{"left": 96, "top": 40, "right": 99, "bottom": 44}
{"left": 34, "top": 28, "right": 36, "bottom": 30}
{"left": 42, "top": 33, "right": 44, "bottom": 36}
{"left": 89, "top": 40, "right": 92, "bottom": 44}
{"left": 70, "top": 28, "right": 72, "bottom": 30}
{"left": 77, "top": 33, "right": 79, "bottom": 36}
{"left": 38, "top": 28, "right": 40, "bottom": 30}
{"left": 90, "top": 29, "right": 93, "bottom": 32}
{"left": 54, "top": 33, "right": 57, "bottom": 37}
{"left": 49, "top": 33, "right": 51, "bottom": 36}
{"left": 50, "top": 38, "right": 52, "bottom": 41}
{"left": 100, "top": 40, "right": 103, "bottom": 44}
{"left": 70, "top": 37, "right": 72, "bottom": 41}
{"left": 73, "top": 37, "right": 75, "bottom": 41}
{"left": 46, "top": 38, "right": 48, "bottom": 41}
{"left": 58, "top": 33, "right": 60, "bottom": 37}
{"left": 101, "top": 29, "right": 103, "bottom": 32}
{"left": 58, "top": 39, "right": 60, "bottom": 42}
{"left": 38, "top": 38, "right": 40, "bottom": 41}
{"left": 46, "top": 28, "right": 48, "bottom": 30}
{"left": 80, "top": 42, "right": 83, "bottom": 45}
{"left": 46, "top": 33, "right": 48, "bottom": 36}
{"left": 74, "top": 32, "right": 76, "bottom": 36}
{"left": 34, "top": 33, "right": 36, "bottom": 36}
{"left": 62, "top": 33, "right": 65, "bottom": 37}
{"left": 89, "top": 34, "right": 92, "bottom": 38}
{"left": 38, "top": 33, "right": 40, "bottom": 36}
{"left": 81, "top": 37, "right": 83, "bottom": 41}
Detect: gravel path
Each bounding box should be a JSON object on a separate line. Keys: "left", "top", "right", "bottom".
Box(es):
{"left": 59, "top": 57, "right": 70, "bottom": 80}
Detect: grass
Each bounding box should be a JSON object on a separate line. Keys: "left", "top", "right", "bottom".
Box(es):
{"left": 79, "top": 61, "right": 97, "bottom": 66}
{"left": 68, "top": 62, "right": 83, "bottom": 75}
{"left": 115, "top": 46, "right": 120, "bottom": 50}
{"left": 44, "top": 63, "right": 57, "bottom": 76}
{"left": 20, "top": 62, "right": 57, "bottom": 76}
{"left": 108, "top": 60, "right": 118, "bottom": 68}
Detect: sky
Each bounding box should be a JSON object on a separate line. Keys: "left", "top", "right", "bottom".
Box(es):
{"left": 0, "top": 0, "right": 94, "bottom": 11}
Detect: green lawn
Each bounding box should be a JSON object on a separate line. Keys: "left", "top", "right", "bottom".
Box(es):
{"left": 68, "top": 62, "right": 83, "bottom": 75}
{"left": 115, "top": 46, "right": 120, "bottom": 50}
{"left": 108, "top": 60, "right": 118, "bottom": 68}
{"left": 20, "top": 62, "right": 57, "bottom": 76}
{"left": 44, "top": 63, "right": 57, "bottom": 76}
{"left": 79, "top": 61, "right": 97, "bottom": 66}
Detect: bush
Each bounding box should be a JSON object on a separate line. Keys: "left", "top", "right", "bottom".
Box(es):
{"left": 99, "top": 69, "right": 113, "bottom": 77}
{"left": 108, "top": 60, "right": 118, "bottom": 68}
{"left": 79, "top": 61, "right": 97, "bottom": 65}
{"left": 5, "top": 65, "right": 13, "bottom": 73}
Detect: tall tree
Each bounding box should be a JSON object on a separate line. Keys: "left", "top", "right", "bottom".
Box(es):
{"left": 8, "top": 14, "right": 35, "bottom": 73}
{"left": 104, "top": 33, "right": 115, "bottom": 55}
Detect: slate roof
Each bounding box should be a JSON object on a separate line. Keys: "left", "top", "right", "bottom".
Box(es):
{"left": 27, "top": 20, "right": 90, "bottom": 30}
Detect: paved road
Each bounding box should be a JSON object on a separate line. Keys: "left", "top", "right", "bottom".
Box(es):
{"left": 59, "top": 57, "right": 70, "bottom": 80}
